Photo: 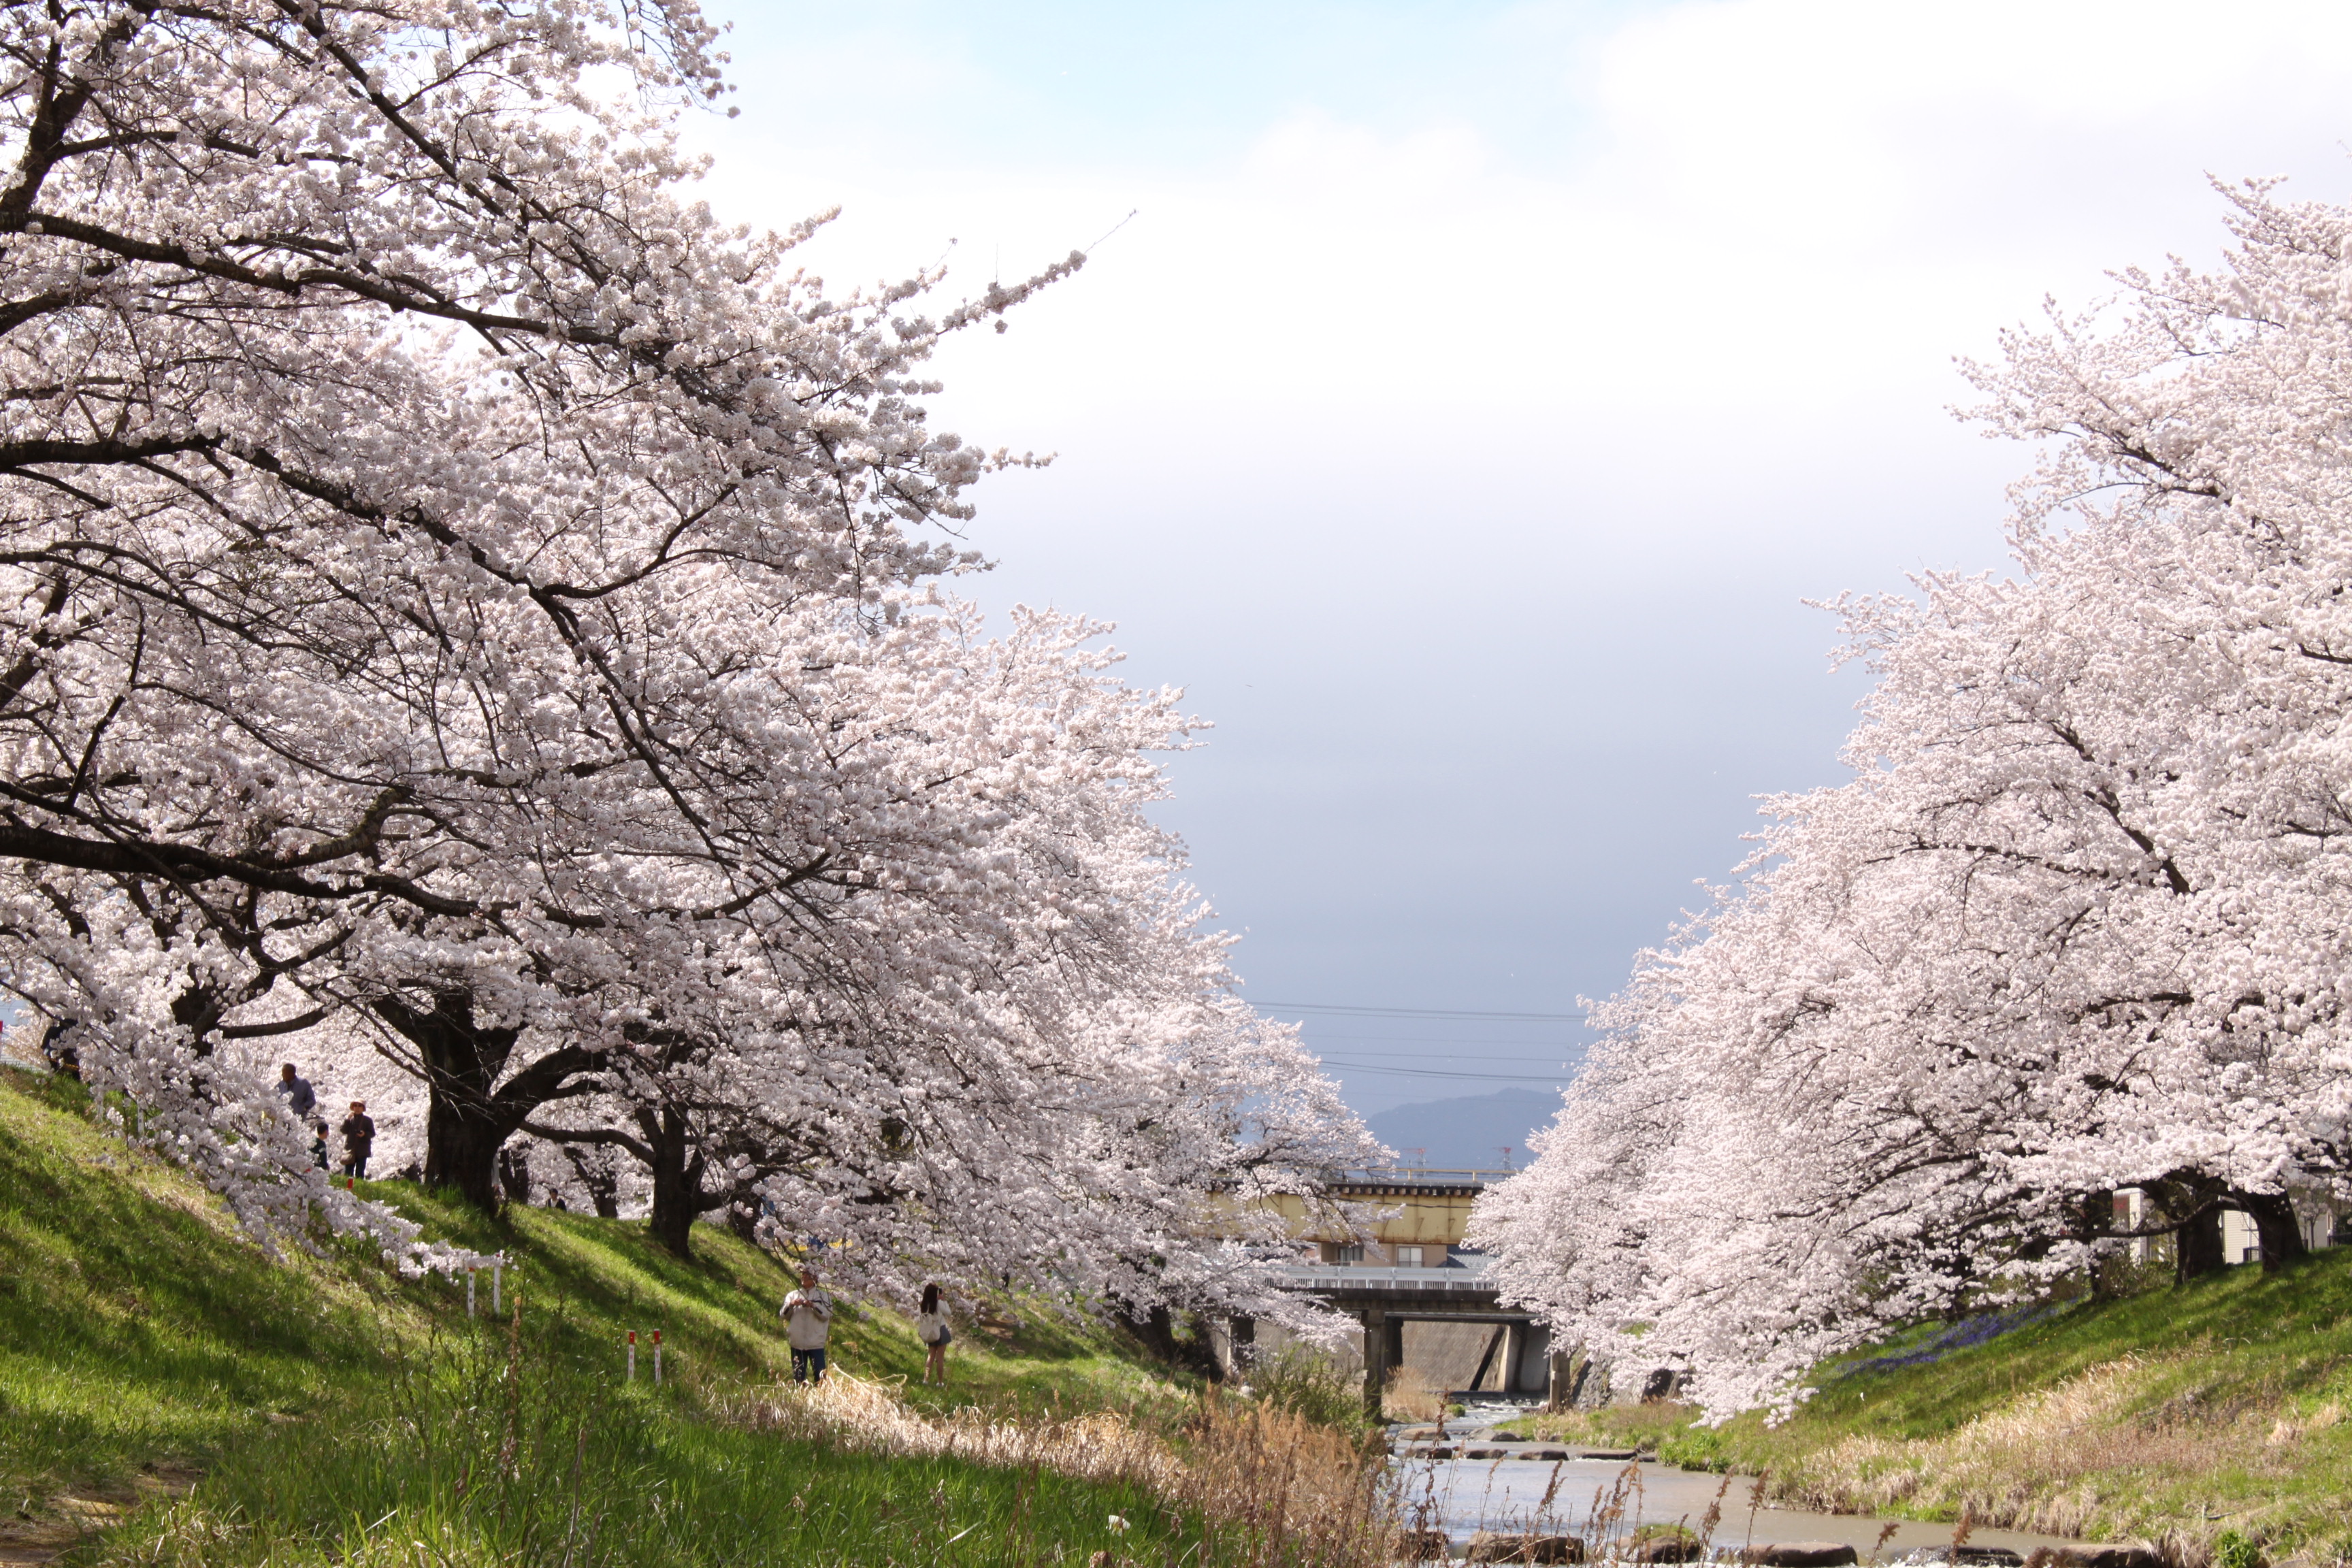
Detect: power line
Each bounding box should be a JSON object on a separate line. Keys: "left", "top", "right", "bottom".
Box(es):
{"left": 1258, "top": 1000, "right": 1584, "bottom": 1023}
{"left": 1315, "top": 1058, "right": 1571, "bottom": 1083}
{"left": 1292, "top": 1034, "right": 1577, "bottom": 1051}
{"left": 1311, "top": 1050, "right": 1575, "bottom": 1064}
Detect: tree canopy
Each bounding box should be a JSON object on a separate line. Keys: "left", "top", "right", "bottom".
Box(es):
{"left": 1474, "top": 178, "right": 2352, "bottom": 1414}
{"left": 0, "top": 0, "right": 1378, "bottom": 1327}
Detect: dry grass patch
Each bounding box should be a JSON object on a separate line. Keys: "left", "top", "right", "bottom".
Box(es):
{"left": 1765, "top": 1354, "right": 2304, "bottom": 1552}
{"left": 736, "top": 1374, "right": 1401, "bottom": 1568}
{"left": 1386, "top": 1364, "right": 1450, "bottom": 1424}
{"left": 738, "top": 1371, "right": 1183, "bottom": 1492}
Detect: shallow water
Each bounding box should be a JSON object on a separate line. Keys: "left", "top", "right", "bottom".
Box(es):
{"left": 1395, "top": 1456, "right": 2084, "bottom": 1556}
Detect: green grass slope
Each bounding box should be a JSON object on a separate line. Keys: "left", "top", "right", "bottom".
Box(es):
{"left": 1530, "top": 1260, "right": 2352, "bottom": 1561}
{"left": 0, "top": 1066, "right": 1203, "bottom": 1567}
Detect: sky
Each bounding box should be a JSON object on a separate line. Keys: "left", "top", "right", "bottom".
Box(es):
{"left": 675, "top": 0, "right": 2352, "bottom": 1119}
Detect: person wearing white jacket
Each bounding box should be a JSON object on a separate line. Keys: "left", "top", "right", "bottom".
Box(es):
{"left": 780, "top": 1267, "right": 835, "bottom": 1384}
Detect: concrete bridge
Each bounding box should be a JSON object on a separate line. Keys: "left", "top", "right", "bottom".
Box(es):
{"left": 1276, "top": 1254, "right": 1554, "bottom": 1413}
{"left": 1228, "top": 1169, "right": 1565, "bottom": 1414}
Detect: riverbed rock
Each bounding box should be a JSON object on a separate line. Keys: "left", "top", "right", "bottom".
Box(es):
{"left": 1739, "top": 1544, "right": 1859, "bottom": 1567}
{"left": 1897, "top": 1551, "right": 2023, "bottom": 1567}
{"left": 1467, "top": 1530, "right": 1586, "bottom": 1564}
{"left": 1397, "top": 1529, "right": 1452, "bottom": 1562}
{"left": 1518, "top": 1449, "right": 1573, "bottom": 1460}
{"left": 1628, "top": 1536, "right": 1703, "bottom": 1563}
{"left": 2024, "top": 1549, "right": 2162, "bottom": 1568}
{"left": 1465, "top": 1446, "right": 1509, "bottom": 1458}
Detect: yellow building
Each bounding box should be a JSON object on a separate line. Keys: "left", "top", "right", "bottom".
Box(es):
{"left": 1247, "top": 1170, "right": 1496, "bottom": 1267}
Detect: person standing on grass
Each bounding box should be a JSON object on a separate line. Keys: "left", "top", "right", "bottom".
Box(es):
{"left": 781, "top": 1266, "right": 834, "bottom": 1384}
{"left": 339, "top": 1101, "right": 374, "bottom": 1179}
{"left": 916, "top": 1283, "right": 952, "bottom": 1385}
{"left": 276, "top": 1062, "right": 316, "bottom": 1119}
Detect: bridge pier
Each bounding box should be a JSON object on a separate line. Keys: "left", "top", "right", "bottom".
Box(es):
{"left": 1503, "top": 1320, "right": 1530, "bottom": 1393}
{"left": 1228, "top": 1314, "right": 1254, "bottom": 1375}
{"left": 1361, "top": 1307, "right": 1388, "bottom": 1416}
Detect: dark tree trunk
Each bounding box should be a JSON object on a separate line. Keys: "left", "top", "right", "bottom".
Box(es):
{"left": 2176, "top": 1204, "right": 2228, "bottom": 1283}
{"left": 644, "top": 1102, "right": 705, "bottom": 1260}
{"left": 561, "top": 1146, "right": 622, "bottom": 1218}
{"left": 375, "top": 990, "right": 521, "bottom": 1210}
{"left": 422, "top": 1083, "right": 511, "bottom": 1209}
{"left": 374, "top": 990, "right": 605, "bottom": 1211}
{"left": 2234, "top": 1190, "right": 2308, "bottom": 1271}
{"left": 1124, "top": 1301, "right": 1220, "bottom": 1378}
{"left": 1136, "top": 1303, "right": 1181, "bottom": 1362}
{"left": 528, "top": 1096, "right": 723, "bottom": 1250}
{"left": 497, "top": 1145, "right": 534, "bottom": 1207}
{"left": 171, "top": 987, "right": 225, "bottom": 1055}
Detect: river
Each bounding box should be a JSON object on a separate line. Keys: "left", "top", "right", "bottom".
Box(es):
{"left": 1394, "top": 1452, "right": 2084, "bottom": 1558}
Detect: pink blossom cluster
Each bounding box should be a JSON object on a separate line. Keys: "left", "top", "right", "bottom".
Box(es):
{"left": 0, "top": 0, "right": 1379, "bottom": 1326}
{"left": 1474, "top": 178, "right": 2352, "bottom": 1415}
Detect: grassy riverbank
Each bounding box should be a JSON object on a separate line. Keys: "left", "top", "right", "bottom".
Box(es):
{"left": 1512, "top": 1258, "right": 2352, "bottom": 1563}
{"left": 0, "top": 1065, "right": 1381, "bottom": 1567}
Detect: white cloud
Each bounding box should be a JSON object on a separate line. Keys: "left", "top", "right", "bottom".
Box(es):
{"left": 678, "top": 0, "right": 2352, "bottom": 1098}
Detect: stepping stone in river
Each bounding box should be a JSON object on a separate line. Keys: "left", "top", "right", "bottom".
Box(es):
{"left": 1580, "top": 1449, "right": 1641, "bottom": 1460}
{"left": 2025, "top": 1550, "right": 2161, "bottom": 1568}
{"left": 1739, "top": 1544, "right": 1859, "bottom": 1567}
{"left": 1466, "top": 1531, "right": 1586, "bottom": 1565}
{"left": 1518, "top": 1448, "right": 1573, "bottom": 1460}
{"left": 1896, "top": 1552, "right": 2022, "bottom": 1567}
{"left": 1464, "top": 1446, "right": 1509, "bottom": 1458}
{"left": 1397, "top": 1528, "right": 1452, "bottom": 1563}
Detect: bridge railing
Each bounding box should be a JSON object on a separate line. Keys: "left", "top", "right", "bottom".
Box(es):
{"left": 1280, "top": 1266, "right": 1498, "bottom": 1293}
{"left": 1279, "top": 1260, "right": 1496, "bottom": 1297}
{"left": 1317, "top": 1166, "right": 1517, "bottom": 1184}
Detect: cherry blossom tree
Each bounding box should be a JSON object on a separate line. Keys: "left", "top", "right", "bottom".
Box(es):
{"left": 0, "top": 0, "right": 1083, "bottom": 1178}
{"left": 0, "top": 0, "right": 1378, "bottom": 1330}
{"left": 1476, "top": 176, "right": 2352, "bottom": 1416}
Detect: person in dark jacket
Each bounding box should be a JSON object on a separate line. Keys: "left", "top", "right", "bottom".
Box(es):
{"left": 339, "top": 1101, "right": 374, "bottom": 1179}
{"left": 277, "top": 1062, "right": 316, "bottom": 1118}
{"left": 38, "top": 1021, "right": 81, "bottom": 1080}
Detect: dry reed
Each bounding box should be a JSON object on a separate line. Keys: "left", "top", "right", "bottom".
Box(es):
{"left": 732, "top": 1375, "right": 1403, "bottom": 1568}
{"left": 736, "top": 1371, "right": 1181, "bottom": 1494}
{"left": 1183, "top": 1388, "right": 1399, "bottom": 1567}
{"left": 1385, "top": 1365, "right": 1448, "bottom": 1424}
{"left": 1762, "top": 1354, "right": 2281, "bottom": 1553}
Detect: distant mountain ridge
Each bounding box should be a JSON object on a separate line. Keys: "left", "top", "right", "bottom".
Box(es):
{"left": 1363, "top": 1087, "right": 1558, "bottom": 1173}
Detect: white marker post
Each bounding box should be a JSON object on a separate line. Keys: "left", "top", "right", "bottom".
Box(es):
{"left": 627, "top": 1329, "right": 637, "bottom": 1382}
{"left": 466, "top": 1269, "right": 476, "bottom": 1318}
{"left": 492, "top": 1257, "right": 502, "bottom": 1314}
{"left": 653, "top": 1328, "right": 663, "bottom": 1385}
